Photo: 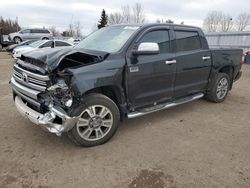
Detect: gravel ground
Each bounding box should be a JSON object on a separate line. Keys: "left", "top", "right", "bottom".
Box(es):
{"left": 0, "top": 51, "right": 250, "bottom": 188}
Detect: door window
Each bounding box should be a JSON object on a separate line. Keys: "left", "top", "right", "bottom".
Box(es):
{"left": 39, "top": 41, "right": 53, "bottom": 48}
{"left": 21, "top": 29, "right": 30, "bottom": 34}
{"left": 55, "top": 41, "right": 71, "bottom": 47}
{"left": 139, "top": 30, "right": 170, "bottom": 53}
{"left": 175, "top": 31, "right": 201, "bottom": 52}
{"left": 31, "top": 29, "right": 40, "bottom": 33}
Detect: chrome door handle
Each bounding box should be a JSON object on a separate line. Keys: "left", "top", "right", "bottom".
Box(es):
{"left": 202, "top": 56, "right": 211, "bottom": 60}
{"left": 165, "top": 60, "right": 177, "bottom": 65}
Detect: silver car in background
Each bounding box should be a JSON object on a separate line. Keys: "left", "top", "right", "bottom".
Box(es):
{"left": 8, "top": 28, "right": 52, "bottom": 43}
{"left": 12, "top": 39, "right": 73, "bottom": 59}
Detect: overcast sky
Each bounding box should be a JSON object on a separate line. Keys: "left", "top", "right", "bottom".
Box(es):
{"left": 1, "top": 0, "right": 249, "bottom": 35}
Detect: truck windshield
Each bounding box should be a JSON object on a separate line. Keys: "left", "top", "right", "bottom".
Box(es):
{"left": 75, "top": 26, "right": 140, "bottom": 53}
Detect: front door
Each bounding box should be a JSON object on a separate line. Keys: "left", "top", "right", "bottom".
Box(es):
{"left": 127, "top": 28, "right": 176, "bottom": 109}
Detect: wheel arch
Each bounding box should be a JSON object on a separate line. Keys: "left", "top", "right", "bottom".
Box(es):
{"left": 82, "top": 85, "right": 127, "bottom": 120}
{"left": 218, "top": 65, "right": 234, "bottom": 89}
{"left": 207, "top": 65, "right": 234, "bottom": 92}
{"left": 13, "top": 36, "right": 22, "bottom": 43}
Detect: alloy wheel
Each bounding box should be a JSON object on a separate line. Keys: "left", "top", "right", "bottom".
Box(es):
{"left": 76, "top": 105, "right": 113, "bottom": 141}
{"left": 216, "top": 77, "right": 228, "bottom": 100}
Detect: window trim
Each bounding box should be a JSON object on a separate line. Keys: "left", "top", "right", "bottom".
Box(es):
{"left": 132, "top": 26, "right": 173, "bottom": 54}
{"left": 174, "top": 30, "right": 202, "bottom": 52}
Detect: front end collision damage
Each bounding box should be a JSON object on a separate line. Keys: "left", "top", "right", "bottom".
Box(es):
{"left": 14, "top": 96, "right": 79, "bottom": 135}
{"left": 12, "top": 48, "right": 126, "bottom": 135}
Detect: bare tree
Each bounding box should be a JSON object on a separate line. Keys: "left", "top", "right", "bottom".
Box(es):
{"left": 74, "top": 21, "right": 82, "bottom": 38}
{"left": 235, "top": 13, "right": 250, "bottom": 31}
{"left": 68, "top": 23, "right": 75, "bottom": 37}
{"left": 109, "top": 3, "right": 146, "bottom": 25}
{"left": 49, "top": 26, "right": 59, "bottom": 37}
{"left": 121, "top": 5, "right": 131, "bottom": 24}
{"left": 132, "top": 3, "right": 145, "bottom": 23}
{"left": 220, "top": 14, "right": 233, "bottom": 32}
{"left": 108, "top": 12, "right": 123, "bottom": 25}
{"left": 203, "top": 11, "right": 223, "bottom": 32}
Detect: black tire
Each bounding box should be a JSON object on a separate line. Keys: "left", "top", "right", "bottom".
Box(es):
{"left": 206, "top": 73, "right": 230, "bottom": 103}
{"left": 68, "top": 93, "right": 120, "bottom": 147}
{"left": 42, "top": 37, "right": 49, "bottom": 40}
{"left": 13, "top": 37, "right": 22, "bottom": 44}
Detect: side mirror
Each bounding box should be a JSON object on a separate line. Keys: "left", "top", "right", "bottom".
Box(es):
{"left": 245, "top": 53, "right": 250, "bottom": 64}
{"left": 132, "top": 42, "right": 160, "bottom": 55}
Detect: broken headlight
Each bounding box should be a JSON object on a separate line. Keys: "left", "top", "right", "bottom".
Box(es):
{"left": 47, "top": 79, "right": 73, "bottom": 108}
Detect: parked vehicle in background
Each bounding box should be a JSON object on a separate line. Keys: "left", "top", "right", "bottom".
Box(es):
{"left": 6, "top": 40, "right": 37, "bottom": 53}
{"left": 0, "top": 28, "right": 15, "bottom": 51}
{"left": 245, "top": 52, "right": 250, "bottom": 64}
{"left": 12, "top": 39, "right": 73, "bottom": 59}
{"left": 67, "top": 38, "right": 82, "bottom": 45}
{"left": 8, "top": 28, "right": 52, "bottom": 43}
{"left": 10, "top": 24, "right": 243, "bottom": 147}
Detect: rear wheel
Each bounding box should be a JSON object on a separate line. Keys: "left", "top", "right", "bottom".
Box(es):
{"left": 68, "top": 93, "right": 120, "bottom": 147}
{"left": 42, "top": 37, "right": 49, "bottom": 40}
{"left": 206, "top": 73, "right": 230, "bottom": 103}
{"left": 13, "top": 37, "right": 22, "bottom": 44}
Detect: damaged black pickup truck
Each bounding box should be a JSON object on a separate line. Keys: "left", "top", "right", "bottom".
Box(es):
{"left": 10, "top": 24, "right": 243, "bottom": 147}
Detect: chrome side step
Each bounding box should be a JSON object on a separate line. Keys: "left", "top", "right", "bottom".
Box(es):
{"left": 127, "top": 93, "right": 204, "bottom": 119}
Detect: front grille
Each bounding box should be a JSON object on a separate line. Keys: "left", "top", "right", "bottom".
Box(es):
{"left": 11, "top": 63, "right": 50, "bottom": 108}
{"left": 13, "top": 64, "right": 49, "bottom": 91}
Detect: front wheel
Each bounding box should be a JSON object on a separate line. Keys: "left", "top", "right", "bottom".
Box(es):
{"left": 68, "top": 93, "right": 120, "bottom": 147}
{"left": 206, "top": 73, "right": 230, "bottom": 103}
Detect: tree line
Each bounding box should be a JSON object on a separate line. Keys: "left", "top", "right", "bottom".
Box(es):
{"left": 0, "top": 17, "right": 21, "bottom": 34}
{"left": 203, "top": 11, "right": 250, "bottom": 32}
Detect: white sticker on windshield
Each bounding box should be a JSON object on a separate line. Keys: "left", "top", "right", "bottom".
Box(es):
{"left": 124, "top": 26, "right": 140, "bottom": 30}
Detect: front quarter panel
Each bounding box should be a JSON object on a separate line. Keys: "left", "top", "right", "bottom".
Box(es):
{"left": 67, "top": 58, "right": 125, "bottom": 97}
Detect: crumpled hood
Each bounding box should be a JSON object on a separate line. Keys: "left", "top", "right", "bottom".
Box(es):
{"left": 19, "top": 47, "right": 109, "bottom": 73}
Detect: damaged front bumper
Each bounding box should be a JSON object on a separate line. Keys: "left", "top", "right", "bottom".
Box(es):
{"left": 14, "top": 96, "right": 79, "bottom": 135}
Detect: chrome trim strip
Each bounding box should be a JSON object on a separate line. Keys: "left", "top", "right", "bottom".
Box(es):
{"left": 12, "top": 87, "right": 40, "bottom": 107}
{"left": 10, "top": 77, "right": 40, "bottom": 100}
{"left": 127, "top": 93, "right": 204, "bottom": 119}
{"left": 14, "top": 64, "right": 49, "bottom": 81}
{"left": 13, "top": 74, "right": 46, "bottom": 91}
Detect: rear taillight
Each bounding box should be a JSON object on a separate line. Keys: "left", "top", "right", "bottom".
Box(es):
{"left": 241, "top": 53, "right": 245, "bottom": 65}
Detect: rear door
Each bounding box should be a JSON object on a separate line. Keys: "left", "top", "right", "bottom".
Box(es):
{"left": 173, "top": 29, "right": 212, "bottom": 98}
{"left": 31, "top": 29, "right": 43, "bottom": 39}
{"left": 126, "top": 27, "right": 176, "bottom": 109}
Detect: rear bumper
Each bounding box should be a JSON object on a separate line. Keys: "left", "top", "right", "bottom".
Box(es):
{"left": 234, "top": 71, "right": 242, "bottom": 82}
{"left": 14, "top": 96, "right": 79, "bottom": 135}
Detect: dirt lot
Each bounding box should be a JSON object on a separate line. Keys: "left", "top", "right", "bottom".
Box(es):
{"left": 0, "top": 51, "right": 250, "bottom": 188}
